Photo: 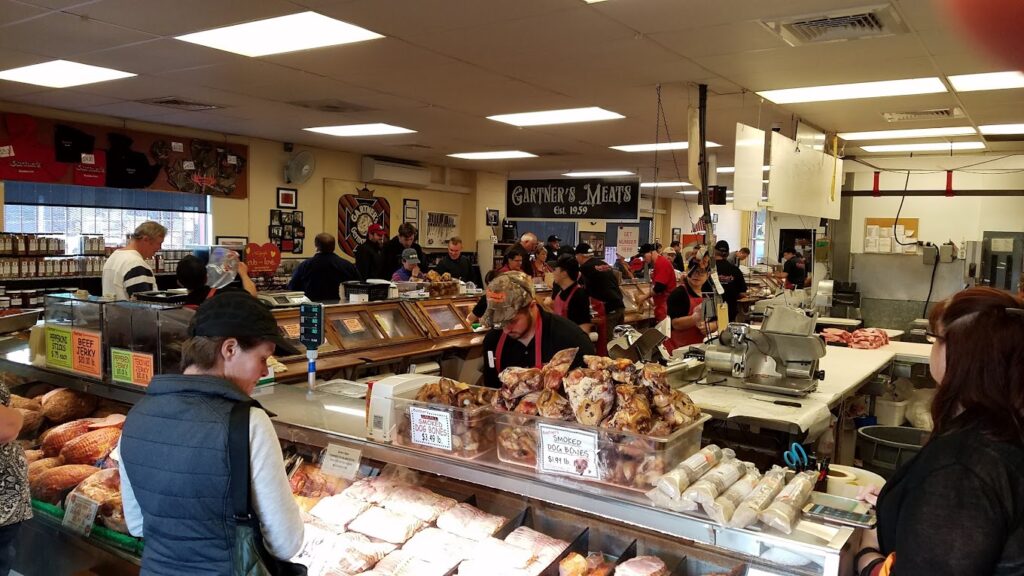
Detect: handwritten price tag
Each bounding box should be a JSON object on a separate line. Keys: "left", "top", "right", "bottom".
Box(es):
{"left": 538, "top": 423, "right": 599, "bottom": 479}
{"left": 409, "top": 406, "right": 452, "bottom": 451}
{"left": 63, "top": 492, "right": 100, "bottom": 536}
{"left": 321, "top": 443, "right": 362, "bottom": 479}
{"left": 171, "top": 141, "right": 184, "bottom": 153}
{"left": 183, "top": 160, "right": 195, "bottom": 170}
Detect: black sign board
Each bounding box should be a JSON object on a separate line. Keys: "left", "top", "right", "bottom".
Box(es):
{"left": 506, "top": 178, "right": 640, "bottom": 220}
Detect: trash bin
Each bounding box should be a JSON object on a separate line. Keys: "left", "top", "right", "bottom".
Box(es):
{"left": 856, "top": 425, "right": 928, "bottom": 479}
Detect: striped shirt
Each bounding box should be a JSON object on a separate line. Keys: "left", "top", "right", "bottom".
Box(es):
{"left": 102, "top": 249, "right": 156, "bottom": 300}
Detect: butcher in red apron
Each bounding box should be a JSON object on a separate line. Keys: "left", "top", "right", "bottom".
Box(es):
{"left": 547, "top": 255, "right": 594, "bottom": 333}
{"left": 634, "top": 243, "right": 677, "bottom": 323}
{"left": 665, "top": 261, "right": 718, "bottom": 354}
{"left": 574, "top": 244, "right": 626, "bottom": 356}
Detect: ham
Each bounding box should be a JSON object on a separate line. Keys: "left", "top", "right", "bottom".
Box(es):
{"left": 436, "top": 503, "right": 506, "bottom": 540}
{"left": 309, "top": 495, "right": 370, "bottom": 530}
{"left": 614, "top": 556, "right": 668, "bottom": 576}
{"left": 400, "top": 527, "right": 474, "bottom": 572}
{"left": 504, "top": 526, "right": 568, "bottom": 567}
{"left": 380, "top": 485, "right": 456, "bottom": 523}
{"left": 59, "top": 427, "right": 120, "bottom": 465}
{"left": 374, "top": 550, "right": 451, "bottom": 576}
{"left": 347, "top": 507, "right": 423, "bottom": 544}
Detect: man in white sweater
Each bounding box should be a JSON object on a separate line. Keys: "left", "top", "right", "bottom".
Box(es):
{"left": 101, "top": 221, "right": 166, "bottom": 300}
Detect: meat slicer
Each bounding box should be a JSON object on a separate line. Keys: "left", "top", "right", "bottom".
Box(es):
{"left": 700, "top": 305, "right": 826, "bottom": 397}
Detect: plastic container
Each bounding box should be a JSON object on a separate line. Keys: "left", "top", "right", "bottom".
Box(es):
{"left": 342, "top": 281, "right": 391, "bottom": 302}
{"left": 856, "top": 425, "right": 928, "bottom": 479}
{"left": 496, "top": 411, "right": 711, "bottom": 491}
{"left": 391, "top": 384, "right": 497, "bottom": 460}
{"left": 874, "top": 397, "right": 908, "bottom": 426}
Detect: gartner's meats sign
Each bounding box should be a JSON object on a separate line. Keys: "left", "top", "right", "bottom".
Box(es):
{"left": 506, "top": 178, "right": 640, "bottom": 220}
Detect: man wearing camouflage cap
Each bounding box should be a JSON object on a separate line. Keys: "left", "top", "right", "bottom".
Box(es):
{"left": 481, "top": 272, "right": 594, "bottom": 388}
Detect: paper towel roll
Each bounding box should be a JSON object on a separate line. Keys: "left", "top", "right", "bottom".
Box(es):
{"left": 826, "top": 465, "right": 885, "bottom": 498}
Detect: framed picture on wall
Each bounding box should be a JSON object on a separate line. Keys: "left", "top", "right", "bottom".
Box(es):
{"left": 295, "top": 226, "right": 305, "bottom": 239}
{"left": 485, "top": 208, "right": 499, "bottom": 227}
{"left": 293, "top": 211, "right": 303, "bottom": 226}
{"left": 277, "top": 187, "right": 298, "bottom": 209}
{"left": 282, "top": 224, "right": 294, "bottom": 239}
{"left": 281, "top": 239, "right": 294, "bottom": 252}
{"left": 293, "top": 238, "right": 303, "bottom": 254}
{"left": 215, "top": 236, "right": 248, "bottom": 251}
{"left": 280, "top": 211, "right": 293, "bottom": 225}
{"left": 270, "top": 210, "right": 282, "bottom": 226}
{"left": 269, "top": 225, "right": 282, "bottom": 239}
{"left": 671, "top": 228, "right": 681, "bottom": 244}
{"left": 403, "top": 198, "right": 419, "bottom": 226}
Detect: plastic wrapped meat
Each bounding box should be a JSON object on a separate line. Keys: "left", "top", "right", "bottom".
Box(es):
{"left": 504, "top": 526, "right": 569, "bottom": 567}
{"left": 560, "top": 552, "right": 615, "bottom": 576}
{"left": 536, "top": 390, "right": 575, "bottom": 421}
{"left": 70, "top": 469, "right": 127, "bottom": 533}
{"left": 291, "top": 461, "right": 350, "bottom": 498}
{"left": 347, "top": 506, "right": 423, "bottom": 544}
{"left": 582, "top": 355, "right": 614, "bottom": 370}
{"left": 614, "top": 556, "right": 668, "bottom": 576}
{"left": 458, "top": 559, "right": 535, "bottom": 576}
{"left": 601, "top": 386, "right": 653, "bottom": 434}
{"left": 513, "top": 391, "right": 542, "bottom": 416}
{"left": 563, "top": 368, "right": 614, "bottom": 426}
{"left": 466, "top": 536, "right": 535, "bottom": 569}
{"left": 650, "top": 390, "right": 701, "bottom": 432}
{"left": 309, "top": 495, "right": 371, "bottom": 530}
{"left": 341, "top": 476, "right": 410, "bottom": 504}
{"left": 436, "top": 503, "right": 506, "bottom": 540}
{"left": 400, "top": 527, "right": 475, "bottom": 571}
{"left": 655, "top": 446, "right": 729, "bottom": 500}
{"left": 496, "top": 367, "right": 544, "bottom": 409}
{"left": 292, "top": 525, "right": 374, "bottom": 576}
{"left": 381, "top": 485, "right": 456, "bottom": 522}
{"left": 583, "top": 356, "right": 637, "bottom": 384}
{"left": 541, "top": 347, "right": 579, "bottom": 390}
{"left": 730, "top": 466, "right": 788, "bottom": 529}
{"left": 338, "top": 532, "right": 397, "bottom": 564}
{"left": 639, "top": 364, "right": 670, "bottom": 396}
{"left": 371, "top": 550, "right": 451, "bottom": 576}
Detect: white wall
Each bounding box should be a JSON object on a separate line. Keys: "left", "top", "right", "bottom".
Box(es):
{"left": 668, "top": 198, "right": 744, "bottom": 249}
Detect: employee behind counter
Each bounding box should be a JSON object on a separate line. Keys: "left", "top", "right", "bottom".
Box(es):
{"left": 481, "top": 272, "right": 594, "bottom": 388}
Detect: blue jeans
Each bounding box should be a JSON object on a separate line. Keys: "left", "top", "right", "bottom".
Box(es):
{"left": 0, "top": 522, "right": 20, "bottom": 576}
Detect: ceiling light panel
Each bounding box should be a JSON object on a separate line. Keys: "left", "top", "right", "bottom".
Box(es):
{"left": 610, "top": 141, "right": 721, "bottom": 152}
{"left": 0, "top": 60, "right": 135, "bottom": 88}
{"left": 948, "top": 71, "right": 1024, "bottom": 92}
{"left": 979, "top": 124, "right": 1024, "bottom": 135}
{"left": 448, "top": 151, "right": 536, "bottom": 159}
{"left": 860, "top": 142, "right": 985, "bottom": 152}
{"left": 563, "top": 170, "right": 634, "bottom": 177}
{"left": 757, "top": 77, "right": 946, "bottom": 104}
{"left": 489, "top": 107, "right": 624, "bottom": 127}
{"left": 641, "top": 181, "right": 690, "bottom": 187}
{"left": 304, "top": 123, "right": 415, "bottom": 136}
{"left": 717, "top": 165, "right": 770, "bottom": 173}
{"left": 839, "top": 127, "right": 977, "bottom": 140}
{"left": 176, "top": 11, "right": 383, "bottom": 57}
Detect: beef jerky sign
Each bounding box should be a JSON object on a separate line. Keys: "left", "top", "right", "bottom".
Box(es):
{"left": 507, "top": 178, "right": 640, "bottom": 220}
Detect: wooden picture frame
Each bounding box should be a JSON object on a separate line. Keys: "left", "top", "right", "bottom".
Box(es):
{"left": 277, "top": 187, "right": 298, "bottom": 209}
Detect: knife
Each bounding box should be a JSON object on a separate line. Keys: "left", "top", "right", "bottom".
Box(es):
{"left": 751, "top": 396, "right": 803, "bottom": 408}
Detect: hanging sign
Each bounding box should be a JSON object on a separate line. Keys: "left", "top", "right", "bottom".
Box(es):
{"left": 506, "top": 178, "right": 640, "bottom": 220}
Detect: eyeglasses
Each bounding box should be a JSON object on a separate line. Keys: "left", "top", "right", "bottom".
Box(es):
{"left": 924, "top": 331, "right": 944, "bottom": 344}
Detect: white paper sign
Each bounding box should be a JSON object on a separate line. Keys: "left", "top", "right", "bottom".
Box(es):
{"left": 227, "top": 155, "right": 238, "bottom": 165}
{"left": 0, "top": 145, "right": 13, "bottom": 158}
{"left": 537, "top": 423, "right": 599, "bottom": 479}
{"left": 321, "top": 443, "right": 362, "bottom": 480}
{"left": 409, "top": 406, "right": 452, "bottom": 451}
{"left": 878, "top": 237, "right": 893, "bottom": 253}
{"left": 864, "top": 238, "right": 879, "bottom": 253}
{"left": 992, "top": 238, "right": 1015, "bottom": 252}
{"left": 171, "top": 141, "right": 184, "bottom": 153}
{"left": 865, "top": 225, "right": 879, "bottom": 238}
{"left": 617, "top": 226, "right": 639, "bottom": 259}
{"left": 182, "top": 160, "right": 195, "bottom": 170}
{"left": 80, "top": 153, "right": 95, "bottom": 165}
{"left": 62, "top": 492, "right": 99, "bottom": 536}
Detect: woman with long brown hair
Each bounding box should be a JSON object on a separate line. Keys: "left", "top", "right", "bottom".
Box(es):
{"left": 855, "top": 287, "right": 1024, "bottom": 576}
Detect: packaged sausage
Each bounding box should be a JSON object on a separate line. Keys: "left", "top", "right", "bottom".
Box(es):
{"left": 729, "top": 466, "right": 788, "bottom": 528}
{"left": 703, "top": 464, "right": 762, "bottom": 524}
{"left": 680, "top": 456, "right": 748, "bottom": 509}
{"left": 655, "top": 445, "right": 730, "bottom": 500}
{"left": 759, "top": 470, "right": 819, "bottom": 534}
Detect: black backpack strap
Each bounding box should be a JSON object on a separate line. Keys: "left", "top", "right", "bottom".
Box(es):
{"left": 229, "top": 400, "right": 255, "bottom": 521}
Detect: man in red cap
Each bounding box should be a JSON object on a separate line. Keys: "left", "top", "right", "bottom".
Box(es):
{"left": 635, "top": 243, "right": 677, "bottom": 322}
{"left": 356, "top": 223, "right": 387, "bottom": 280}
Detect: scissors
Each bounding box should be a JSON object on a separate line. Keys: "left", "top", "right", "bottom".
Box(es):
{"left": 783, "top": 442, "right": 809, "bottom": 471}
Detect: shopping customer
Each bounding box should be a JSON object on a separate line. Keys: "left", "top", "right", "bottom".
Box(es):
{"left": 176, "top": 253, "right": 257, "bottom": 308}
{"left": 391, "top": 248, "right": 425, "bottom": 282}
{"left": 855, "top": 287, "right": 1024, "bottom": 576}
{"left": 119, "top": 292, "right": 304, "bottom": 575}
{"left": 382, "top": 223, "right": 425, "bottom": 279}
{"left": 355, "top": 223, "right": 387, "bottom": 280}
{"left": 0, "top": 382, "right": 29, "bottom": 576}
{"left": 102, "top": 220, "right": 166, "bottom": 300}
{"left": 496, "top": 245, "right": 528, "bottom": 274}
{"left": 288, "top": 233, "right": 360, "bottom": 302}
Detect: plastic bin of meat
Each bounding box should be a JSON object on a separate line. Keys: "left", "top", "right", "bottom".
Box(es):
{"left": 392, "top": 378, "right": 498, "bottom": 459}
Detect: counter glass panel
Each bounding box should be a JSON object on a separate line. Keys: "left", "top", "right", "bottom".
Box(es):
{"left": 422, "top": 303, "right": 469, "bottom": 335}
{"left": 370, "top": 306, "right": 418, "bottom": 340}
{"left": 328, "top": 311, "right": 384, "bottom": 348}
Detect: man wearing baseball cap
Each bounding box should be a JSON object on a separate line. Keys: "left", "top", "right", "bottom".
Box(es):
{"left": 711, "top": 240, "right": 747, "bottom": 322}
{"left": 481, "top": 272, "right": 593, "bottom": 388}
{"left": 634, "top": 242, "right": 677, "bottom": 322}
{"left": 355, "top": 223, "right": 387, "bottom": 280}
{"left": 391, "top": 248, "right": 425, "bottom": 282}
{"left": 574, "top": 243, "right": 625, "bottom": 355}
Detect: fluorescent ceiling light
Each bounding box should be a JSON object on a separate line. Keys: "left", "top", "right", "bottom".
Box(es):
{"left": 304, "top": 123, "right": 414, "bottom": 136}
{"left": 563, "top": 170, "right": 634, "bottom": 177}
{"left": 489, "top": 106, "right": 623, "bottom": 127}
{"left": 448, "top": 151, "right": 536, "bottom": 160}
{"left": 176, "top": 11, "right": 382, "bottom": 57}
{"left": 717, "top": 165, "right": 770, "bottom": 173}
{"left": 641, "top": 181, "right": 690, "bottom": 187}
{"left": 677, "top": 190, "right": 699, "bottom": 196}
{"left": 948, "top": 71, "right": 1024, "bottom": 92}
{"left": 860, "top": 142, "right": 985, "bottom": 153}
{"left": 757, "top": 77, "right": 945, "bottom": 104}
{"left": 839, "top": 127, "right": 976, "bottom": 140}
{"left": 583, "top": 0, "right": 609, "bottom": 3}
{"left": 979, "top": 123, "right": 1024, "bottom": 135}
{"left": 610, "top": 141, "right": 721, "bottom": 152}
{"left": 0, "top": 60, "right": 135, "bottom": 88}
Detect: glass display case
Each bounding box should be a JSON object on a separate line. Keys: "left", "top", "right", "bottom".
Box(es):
{"left": 42, "top": 293, "right": 110, "bottom": 379}
{"left": 103, "top": 300, "right": 192, "bottom": 386}
{"left": 415, "top": 301, "right": 472, "bottom": 337}
{"left": 327, "top": 308, "right": 385, "bottom": 350}
{"left": 368, "top": 303, "right": 422, "bottom": 342}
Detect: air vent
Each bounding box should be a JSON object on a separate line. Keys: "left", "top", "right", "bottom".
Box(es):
{"left": 288, "top": 99, "right": 372, "bottom": 114}
{"left": 137, "top": 97, "right": 222, "bottom": 111}
{"left": 762, "top": 4, "right": 907, "bottom": 46}
{"left": 883, "top": 107, "right": 965, "bottom": 123}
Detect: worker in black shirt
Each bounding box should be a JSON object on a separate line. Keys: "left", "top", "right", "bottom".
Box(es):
{"left": 575, "top": 243, "right": 625, "bottom": 356}
{"left": 287, "top": 233, "right": 360, "bottom": 302}
{"left": 669, "top": 240, "right": 686, "bottom": 272}
{"left": 708, "top": 240, "right": 748, "bottom": 322}
{"left": 381, "top": 223, "right": 426, "bottom": 280}
{"left": 481, "top": 272, "right": 593, "bottom": 388}
{"left": 433, "top": 236, "right": 473, "bottom": 282}
{"left": 545, "top": 255, "right": 593, "bottom": 333}
{"left": 355, "top": 223, "right": 386, "bottom": 280}
{"left": 782, "top": 246, "right": 809, "bottom": 289}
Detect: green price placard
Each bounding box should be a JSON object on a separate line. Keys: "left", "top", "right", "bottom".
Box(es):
{"left": 45, "top": 325, "right": 73, "bottom": 370}
{"left": 110, "top": 348, "right": 133, "bottom": 384}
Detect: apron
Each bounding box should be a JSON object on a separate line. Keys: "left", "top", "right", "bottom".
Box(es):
{"left": 667, "top": 288, "right": 705, "bottom": 353}
{"left": 652, "top": 290, "right": 669, "bottom": 323}
{"left": 495, "top": 308, "right": 544, "bottom": 372}
{"left": 551, "top": 284, "right": 581, "bottom": 319}
{"left": 590, "top": 297, "right": 609, "bottom": 356}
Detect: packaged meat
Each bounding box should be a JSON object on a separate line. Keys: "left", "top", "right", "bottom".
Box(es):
{"left": 24, "top": 449, "right": 43, "bottom": 463}
{"left": 28, "top": 456, "right": 63, "bottom": 480}
{"left": 542, "top": 347, "right": 579, "bottom": 391}
{"left": 401, "top": 527, "right": 475, "bottom": 571}
{"left": 496, "top": 367, "right": 544, "bottom": 408}
{"left": 293, "top": 495, "right": 322, "bottom": 514}
{"left": 69, "top": 468, "right": 127, "bottom": 533}
{"left": 536, "top": 390, "right": 575, "bottom": 421}
{"left": 291, "top": 525, "right": 375, "bottom": 576}
{"left": 656, "top": 445, "right": 729, "bottom": 499}
{"left": 680, "top": 457, "right": 748, "bottom": 509}
{"left": 87, "top": 413, "right": 126, "bottom": 430}
{"left": 290, "top": 461, "right": 350, "bottom": 498}
{"left": 10, "top": 394, "right": 41, "bottom": 411}
{"left": 59, "top": 426, "right": 120, "bottom": 465}
{"left": 40, "top": 389, "right": 98, "bottom": 423}
{"left": 342, "top": 475, "right": 410, "bottom": 503}
{"left": 436, "top": 503, "right": 506, "bottom": 540}
{"left": 375, "top": 550, "right": 451, "bottom": 576}
{"left": 309, "top": 495, "right": 370, "bottom": 530}
{"left": 380, "top": 485, "right": 456, "bottom": 522}
{"left": 560, "top": 552, "right": 615, "bottom": 576}
{"left": 759, "top": 470, "right": 819, "bottom": 534}
{"left": 703, "top": 466, "right": 763, "bottom": 525}
{"left": 466, "top": 536, "right": 535, "bottom": 569}
{"left": 505, "top": 526, "right": 568, "bottom": 566}
{"left": 496, "top": 416, "right": 539, "bottom": 467}
{"left": 614, "top": 556, "right": 668, "bottom": 576}
{"left": 17, "top": 408, "right": 42, "bottom": 437}
{"left": 29, "top": 464, "right": 99, "bottom": 504}
{"left": 40, "top": 418, "right": 95, "bottom": 456}
{"left": 563, "top": 368, "right": 614, "bottom": 426}
{"left": 601, "top": 386, "right": 653, "bottom": 434}
{"left": 338, "top": 531, "right": 397, "bottom": 563}
{"left": 394, "top": 382, "right": 497, "bottom": 459}
{"left": 347, "top": 506, "right": 423, "bottom": 544}
{"left": 458, "top": 559, "right": 536, "bottom": 576}
{"left": 729, "top": 466, "right": 788, "bottom": 529}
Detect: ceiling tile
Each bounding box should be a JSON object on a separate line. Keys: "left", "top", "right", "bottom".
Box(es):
{"left": 4, "top": 88, "right": 122, "bottom": 109}
{"left": 79, "top": 38, "right": 239, "bottom": 75}
{"left": 264, "top": 38, "right": 458, "bottom": 87}
{"left": 66, "top": 0, "right": 303, "bottom": 37}
{"left": 240, "top": 74, "right": 427, "bottom": 111}
{"left": 0, "top": 11, "right": 156, "bottom": 57}
{"left": 17, "top": 0, "right": 99, "bottom": 8}
{"left": 82, "top": 100, "right": 179, "bottom": 119}
{"left": 651, "top": 21, "right": 787, "bottom": 59}
{"left": 0, "top": 0, "right": 49, "bottom": 26}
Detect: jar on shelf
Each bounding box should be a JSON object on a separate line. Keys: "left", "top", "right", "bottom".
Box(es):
{"left": 0, "top": 297, "right": 10, "bottom": 310}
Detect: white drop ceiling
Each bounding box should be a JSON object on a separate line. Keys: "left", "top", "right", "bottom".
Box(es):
{"left": 0, "top": 0, "right": 1021, "bottom": 181}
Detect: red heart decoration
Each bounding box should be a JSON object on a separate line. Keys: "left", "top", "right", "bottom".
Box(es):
{"left": 244, "top": 242, "right": 281, "bottom": 275}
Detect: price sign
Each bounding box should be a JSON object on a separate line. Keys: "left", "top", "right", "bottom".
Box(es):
{"left": 110, "top": 348, "right": 133, "bottom": 383}
{"left": 171, "top": 141, "right": 184, "bottom": 153}
{"left": 71, "top": 329, "right": 103, "bottom": 378}
{"left": 45, "top": 325, "right": 73, "bottom": 370}
{"left": 0, "top": 145, "right": 13, "bottom": 158}
{"left": 183, "top": 160, "right": 195, "bottom": 170}
{"left": 227, "top": 154, "right": 238, "bottom": 165}
{"left": 80, "top": 153, "right": 95, "bottom": 165}
{"left": 62, "top": 492, "right": 100, "bottom": 536}
{"left": 321, "top": 443, "right": 362, "bottom": 480}
{"left": 131, "top": 352, "right": 154, "bottom": 386}
{"left": 409, "top": 406, "right": 452, "bottom": 451}
{"left": 538, "top": 423, "right": 599, "bottom": 479}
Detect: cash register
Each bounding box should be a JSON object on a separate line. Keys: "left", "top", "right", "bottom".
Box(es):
{"left": 257, "top": 291, "right": 312, "bottom": 308}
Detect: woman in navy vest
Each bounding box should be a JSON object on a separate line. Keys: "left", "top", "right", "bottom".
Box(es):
{"left": 118, "top": 292, "right": 304, "bottom": 575}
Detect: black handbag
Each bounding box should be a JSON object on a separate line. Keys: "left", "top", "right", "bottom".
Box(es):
{"left": 229, "top": 401, "right": 308, "bottom": 576}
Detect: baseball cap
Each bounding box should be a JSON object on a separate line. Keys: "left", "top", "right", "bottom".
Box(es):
{"left": 715, "top": 240, "right": 730, "bottom": 255}
{"left": 368, "top": 224, "right": 385, "bottom": 235}
{"left": 547, "top": 235, "right": 561, "bottom": 242}
{"left": 482, "top": 271, "right": 535, "bottom": 327}
{"left": 638, "top": 242, "right": 658, "bottom": 255}
{"left": 574, "top": 242, "right": 594, "bottom": 256}
{"left": 189, "top": 291, "right": 300, "bottom": 357}
{"left": 401, "top": 248, "right": 420, "bottom": 264}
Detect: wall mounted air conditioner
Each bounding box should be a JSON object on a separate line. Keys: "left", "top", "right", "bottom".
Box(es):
{"left": 361, "top": 157, "right": 430, "bottom": 188}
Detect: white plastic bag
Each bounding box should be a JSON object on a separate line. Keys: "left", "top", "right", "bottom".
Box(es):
{"left": 680, "top": 457, "right": 747, "bottom": 509}
{"left": 729, "top": 466, "right": 787, "bottom": 528}
{"left": 759, "top": 470, "right": 819, "bottom": 534}
{"left": 655, "top": 445, "right": 730, "bottom": 500}
{"left": 703, "top": 464, "right": 762, "bottom": 524}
